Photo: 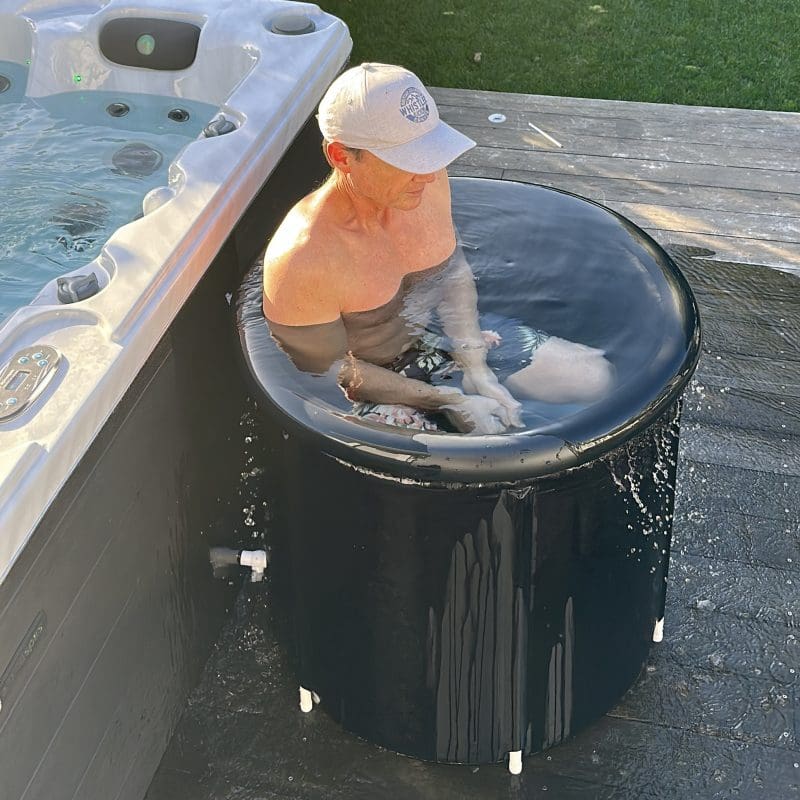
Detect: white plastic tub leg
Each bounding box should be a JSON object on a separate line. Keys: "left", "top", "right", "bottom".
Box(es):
{"left": 299, "top": 686, "right": 313, "bottom": 713}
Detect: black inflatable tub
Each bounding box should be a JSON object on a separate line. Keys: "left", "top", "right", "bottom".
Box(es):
{"left": 235, "top": 178, "right": 701, "bottom": 771}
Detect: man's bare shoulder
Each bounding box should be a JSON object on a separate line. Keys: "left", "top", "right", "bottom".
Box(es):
{"left": 264, "top": 188, "right": 329, "bottom": 259}
{"left": 262, "top": 191, "right": 345, "bottom": 326}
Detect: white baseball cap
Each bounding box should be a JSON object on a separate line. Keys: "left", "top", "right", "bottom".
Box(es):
{"left": 317, "top": 63, "right": 476, "bottom": 174}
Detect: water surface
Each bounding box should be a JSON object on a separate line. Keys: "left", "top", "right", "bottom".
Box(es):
{"left": 0, "top": 61, "right": 215, "bottom": 323}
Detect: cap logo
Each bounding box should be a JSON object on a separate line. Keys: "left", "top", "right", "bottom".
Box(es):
{"left": 399, "top": 86, "right": 429, "bottom": 123}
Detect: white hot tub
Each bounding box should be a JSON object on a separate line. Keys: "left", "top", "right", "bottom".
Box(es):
{"left": 0, "top": 0, "right": 349, "bottom": 580}
{"left": 0, "top": 3, "right": 349, "bottom": 798}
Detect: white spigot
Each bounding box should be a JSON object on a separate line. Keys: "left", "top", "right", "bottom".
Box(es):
{"left": 240, "top": 549, "right": 268, "bottom": 582}
{"left": 208, "top": 547, "right": 269, "bottom": 582}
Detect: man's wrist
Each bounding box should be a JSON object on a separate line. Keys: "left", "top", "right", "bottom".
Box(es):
{"left": 427, "top": 385, "right": 463, "bottom": 410}
{"left": 463, "top": 363, "right": 496, "bottom": 384}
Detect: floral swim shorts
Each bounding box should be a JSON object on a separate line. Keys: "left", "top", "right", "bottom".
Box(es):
{"left": 351, "top": 313, "right": 550, "bottom": 431}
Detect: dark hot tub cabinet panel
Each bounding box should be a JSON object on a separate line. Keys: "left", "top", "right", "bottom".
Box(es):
{"left": 237, "top": 178, "right": 700, "bottom": 766}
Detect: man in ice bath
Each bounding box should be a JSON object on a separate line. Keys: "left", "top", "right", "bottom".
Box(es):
{"left": 262, "top": 63, "right": 613, "bottom": 434}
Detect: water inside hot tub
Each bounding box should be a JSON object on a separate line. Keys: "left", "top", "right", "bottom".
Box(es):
{"left": 0, "top": 62, "right": 216, "bottom": 324}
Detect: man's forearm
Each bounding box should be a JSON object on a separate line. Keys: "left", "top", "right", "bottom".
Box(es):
{"left": 437, "top": 246, "right": 492, "bottom": 375}
{"left": 435, "top": 245, "right": 523, "bottom": 429}
{"left": 338, "top": 353, "right": 512, "bottom": 435}
{"left": 338, "top": 355, "right": 459, "bottom": 410}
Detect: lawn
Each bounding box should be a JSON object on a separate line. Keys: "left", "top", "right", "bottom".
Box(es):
{"left": 320, "top": 0, "right": 799, "bottom": 111}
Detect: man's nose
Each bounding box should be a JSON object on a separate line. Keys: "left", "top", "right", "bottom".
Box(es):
{"left": 413, "top": 171, "right": 437, "bottom": 183}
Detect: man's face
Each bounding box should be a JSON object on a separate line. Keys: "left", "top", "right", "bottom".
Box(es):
{"left": 346, "top": 150, "right": 438, "bottom": 211}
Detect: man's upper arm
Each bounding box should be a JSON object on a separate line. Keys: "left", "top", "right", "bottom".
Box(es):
{"left": 267, "top": 317, "right": 349, "bottom": 375}
{"left": 262, "top": 249, "right": 341, "bottom": 327}
{"left": 262, "top": 250, "right": 350, "bottom": 374}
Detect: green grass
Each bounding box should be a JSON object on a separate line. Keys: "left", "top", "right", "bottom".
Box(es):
{"left": 320, "top": 0, "right": 799, "bottom": 111}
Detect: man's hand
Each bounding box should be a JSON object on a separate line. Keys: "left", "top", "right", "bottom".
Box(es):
{"left": 439, "top": 390, "right": 509, "bottom": 434}
{"left": 462, "top": 367, "right": 524, "bottom": 428}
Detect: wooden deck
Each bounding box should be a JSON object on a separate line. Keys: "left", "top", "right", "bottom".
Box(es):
{"left": 436, "top": 88, "right": 800, "bottom": 271}
{"left": 147, "top": 93, "right": 800, "bottom": 799}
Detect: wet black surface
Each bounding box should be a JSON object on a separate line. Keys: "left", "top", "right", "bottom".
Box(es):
{"left": 146, "top": 249, "right": 800, "bottom": 799}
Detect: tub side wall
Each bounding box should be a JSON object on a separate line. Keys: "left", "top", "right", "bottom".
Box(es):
{"left": 0, "top": 115, "right": 330, "bottom": 800}
{"left": 260, "top": 403, "right": 680, "bottom": 763}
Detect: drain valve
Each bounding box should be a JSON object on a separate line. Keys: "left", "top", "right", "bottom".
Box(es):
{"left": 209, "top": 547, "right": 269, "bottom": 582}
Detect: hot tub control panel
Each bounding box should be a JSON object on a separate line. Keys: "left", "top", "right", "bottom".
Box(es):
{"left": 0, "top": 345, "right": 61, "bottom": 422}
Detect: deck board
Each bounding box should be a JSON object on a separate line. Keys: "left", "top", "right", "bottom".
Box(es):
{"left": 439, "top": 89, "right": 800, "bottom": 270}
{"left": 496, "top": 172, "right": 800, "bottom": 216}
{"left": 445, "top": 117, "right": 800, "bottom": 171}
{"left": 433, "top": 87, "right": 800, "bottom": 127}
{"left": 460, "top": 147, "right": 796, "bottom": 197}
{"left": 439, "top": 104, "right": 800, "bottom": 152}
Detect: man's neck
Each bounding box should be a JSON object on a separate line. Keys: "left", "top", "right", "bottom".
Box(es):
{"left": 326, "top": 173, "right": 397, "bottom": 233}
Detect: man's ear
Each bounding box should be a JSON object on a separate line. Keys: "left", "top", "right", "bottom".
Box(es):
{"left": 326, "top": 141, "right": 352, "bottom": 172}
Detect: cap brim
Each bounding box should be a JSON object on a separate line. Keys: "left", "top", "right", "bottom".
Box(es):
{"left": 367, "top": 120, "right": 476, "bottom": 173}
